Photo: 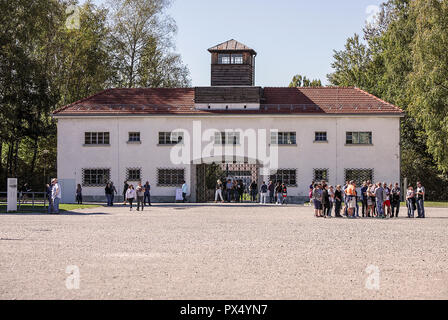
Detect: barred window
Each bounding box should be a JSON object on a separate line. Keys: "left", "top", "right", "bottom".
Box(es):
{"left": 214, "top": 132, "right": 240, "bottom": 145}
{"left": 84, "top": 132, "right": 110, "bottom": 145}
{"left": 126, "top": 168, "right": 141, "bottom": 181}
{"left": 157, "top": 169, "right": 185, "bottom": 186}
{"left": 344, "top": 169, "right": 373, "bottom": 186}
{"left": 314, "top": 169, "right": 329, "bottom": 182}
{"left": 270, "top": 132, "right": 296, "bottom": 145}
{"left": 315, "top": 132, "right": 327, "bottom": 142}
{"left": 269, "top": 169, "right": 297, "bottom": 186}
{"left": 159, "top": 132, "right": 184, "bottom": 145}
{"left": 346, "top": 132, "right": 372, "bottom": 145}
{"left": 82, "top": 169, "right": 110, "bottom": 187}
{"left": 128, "top": 132, "right": 140, "bottom": 142}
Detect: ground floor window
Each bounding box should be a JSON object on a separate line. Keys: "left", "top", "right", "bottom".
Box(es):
{"left": 126, "top": 168, "right": 141, "bottom": 181}
{"left": 157, "top": 168, "right": 185, "bottom": 187}
{"left": 313, "top": 169, "right": 329, "bottom": 182}
{"left": 269, "top": 169, "right": 297, "bottom": 186}
{"left": 82, "top": 168, "right": 110, "bottom": 187}
{"left": 344, "top": 169, "right": 373, "bottom": 186}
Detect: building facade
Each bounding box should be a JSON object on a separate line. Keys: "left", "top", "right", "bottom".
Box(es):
{"left": 53, "top": 40, "right": 404, "bottom": 203}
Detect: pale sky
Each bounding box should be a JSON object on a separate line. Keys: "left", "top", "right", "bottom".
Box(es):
{"left": 85, "top": 0, "right": 384, "bottom": 86}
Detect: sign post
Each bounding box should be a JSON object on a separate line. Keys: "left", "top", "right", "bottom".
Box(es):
{"left": 7, "top": 178, "right": 18, "bottom": 212}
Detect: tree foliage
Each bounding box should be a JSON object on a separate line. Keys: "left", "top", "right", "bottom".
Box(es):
{"left": 289, "top": 74, "right": 322, "bottom": 87}
{"left": 327, "top": 0, "right": 448, "bottom": 199}
{"left": 0, "top": 0, "right": 190, "bottom": 190}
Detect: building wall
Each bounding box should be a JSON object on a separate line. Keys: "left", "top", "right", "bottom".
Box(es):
{"left": 56, "top": 115, "right": 401, "bottom": 203}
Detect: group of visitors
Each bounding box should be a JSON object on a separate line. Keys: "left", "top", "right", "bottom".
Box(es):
{"left": 310, "top": 179, "right": 425, "bottom": 219}
{"left": 214, "top": 179, "right": 288, "bottom": 205}
{"left": 122, "top": 181, "right": 152, "bottom": 211}
{"left": 45, "top": 178, "right": 61, "bottom": 214}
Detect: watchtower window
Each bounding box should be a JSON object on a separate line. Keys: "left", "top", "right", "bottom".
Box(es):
{"left": 231, "top": 54, "right": 243, "bottom": 64}
{"left": 218, "top": 54, "right": 230, "bottom": 64}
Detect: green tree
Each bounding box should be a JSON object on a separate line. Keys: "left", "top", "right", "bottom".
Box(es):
{"left": 289, "top": 74, "right": 322, "bottom": 87}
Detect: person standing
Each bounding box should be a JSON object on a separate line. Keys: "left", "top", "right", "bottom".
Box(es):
{"left": 122, "top": 181, "right": 129, "bottom": 205}
{"left": 46, "top": 183, "right": 53, "bottom": 214}
{"left": 328, "top": 185, "right": 335, "bottom": 217}
{"left": 361, "top": 181, "right": 368, "bottom": 217}
{"left": 345, "top": 181, "right": 357, "bottom": 218}
{"left": 237, "top": 180, "right": 244, "bottom": 202}
{"left": 368, "top": 183, "right": 377, "bottom": 217}
{"left": 259, "top": 181, "right": 268, "bottom": 205}
{"left": 109, "top": 182, "right": 117, "bottom": 206}
{"left": 249, "top": 180, "right": 258, "bottom": 202}
{"left": 275, "top": 182, "right": 282, "bottom": 205}
{"left": 215, "top": 180, "right": 224, "bottom": 203}
{"left": 312, "top": 184, "right": 323, "bottom": 217}
{"left": 182, "top": 181, "right": 188, "bottom": 203}
{"left": 374, "top": 182, "right": 384, "bottom": 218}
{"left": 322, "top": 184, "right": 330, "bottom": 218}
{"left": 334, "top": 185, "right": 342, "bottom": 217}
{"left": 105, "top": 183, "right": 112, "bottom": 206}
{"left": 225, "top": 179, "right": 232, "bottom": 202}
{"left": 76, "top": 184, "right": 82, "bottom": 205}
{"left": 406, "top": 186, "right": 416, "bottom": 218}
{"left": 136, "top": 183, "right": 144, "bottom": 211}
{"left": 268, "top": 181, "right": 275, "bottom": 204}
{"left": 343, "top": 181, "right": 349, "bottom": 216}
{"left": 51, "top": 178, "right": 62, "bottom": 214}
{"left": 383, "top": 182, "right": 391, "bottom": 218}
{"left": 125, "top": 184, "right": 136, "bottom": 211}
{"left": 416, "top": 181, "right": 425, "bottom": 218}
{"left": 144, "top": 181, "right": 151, "bottom": 206}
{"left": 391, "top": 183, "right": 401, "bottom": 218}
{"left": 281, "top": 183, "right": 288, "bottom": 205}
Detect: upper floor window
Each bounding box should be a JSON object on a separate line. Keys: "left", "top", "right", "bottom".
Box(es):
{"left": 346, "top": 132, "right": 372, "bottom": 145}
{"left": 270, "top": 132, "right": 296, "bottom": 145}
{"left": 85, "top": 132, "right": 109, "bottom": 145}
{"left": 159, "top": 132, "right": 184, "bottom": 145}
{"left": 315, "top": 132, "right": 327, "bottom": 142}
{"left": 128, "top": 132, "right": 140, "bottom": 142}
{"left": 214, "top": 132, "right": 240, "bottom": 145}
{"left": 218, "top": 53, "right": 243, "bottom": 64}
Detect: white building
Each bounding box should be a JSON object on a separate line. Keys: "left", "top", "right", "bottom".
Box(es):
{"left": 53, "top": 40, "right": 404, "bottom": 203}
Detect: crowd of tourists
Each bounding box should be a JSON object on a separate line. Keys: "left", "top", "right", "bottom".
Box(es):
{"left": 214, "top": 179, "right": 288, "bottom": 205}
{"left": 310, "top": 180, "right": 426, "bottom": 219}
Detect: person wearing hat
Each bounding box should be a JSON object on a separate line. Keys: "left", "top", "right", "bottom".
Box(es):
{"left": 51, "top": 178, "right": 62, "bottom": 214}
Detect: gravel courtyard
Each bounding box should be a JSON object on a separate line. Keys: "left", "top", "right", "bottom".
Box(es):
{"left": 1, "top": 204, "right": 447, "bottom": 300}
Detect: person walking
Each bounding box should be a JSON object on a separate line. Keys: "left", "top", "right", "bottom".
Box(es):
{"left": 416, "top": 181, "right": 425, "bottom": 218}
{"left": 76, "top": 184, "right": 82, "bottom": 205}
{"left": 125, "top": 184, "right": 136, "bottom": 211}
{"left": 249, "top": 180, "right": 258, "bottom": 202}
{"left": 51, "top": 178, "right": 62, "bottom": 214}
{"left": 334, "top": 185, "right": 342, "bottom": 217}
{"left": 268, "top": 181, "right": 275, "bottom": 204}
{"left": 143, "top": 181, "right": 151, "bottom": 206}
{"left": 259, "top": 181, "right": 268, "bottom": 205}
{"left": 391, "top": 183, "right": 401, "bottom": 218}
{"left": 181, "top": 181, "right": 188, "bottom": 203}
{"left": 406, "top": 186, "right": 416, "bottom": 218}
{"left": 122, "top": 181, "right": 129, "bottom": 205}
{"left": 136, "top": 183, "right": 144, "bottom": 211}
{"left": 215, "top": 179, "right": 224, "bottom": 203}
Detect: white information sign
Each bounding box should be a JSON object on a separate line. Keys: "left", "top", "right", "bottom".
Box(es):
{"left": 7, "top": 178, "right": 18, "bottom": 212}
{"left": 175, "top": 189, "right": 183, "bottom": 201}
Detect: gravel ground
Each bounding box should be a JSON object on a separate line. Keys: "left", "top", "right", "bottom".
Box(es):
{"left": 0, "top": 204, "right": 447, "bottom": 300}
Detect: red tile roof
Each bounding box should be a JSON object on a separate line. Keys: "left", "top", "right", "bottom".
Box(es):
{"left": 53, "top": 87, "right": 404, "bottom": 116}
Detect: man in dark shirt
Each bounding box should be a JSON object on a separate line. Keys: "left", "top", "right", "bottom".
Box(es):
{"left": 360, "top": 181, "right": 368, "bottom": 217}
{"left": 391, "top": 183, "right": 401, "bottom": 218}
{"left": 322, "top": 184, "right": 331, "bottom": 217}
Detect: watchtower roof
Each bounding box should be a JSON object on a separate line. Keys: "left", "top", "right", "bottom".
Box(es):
{"left": 208, "top": 39, "right": 257, "bottom": 55}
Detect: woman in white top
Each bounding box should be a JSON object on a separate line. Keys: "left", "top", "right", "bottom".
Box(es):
{"left": 125, "top": 185, "right": 136, "bottom": 211}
